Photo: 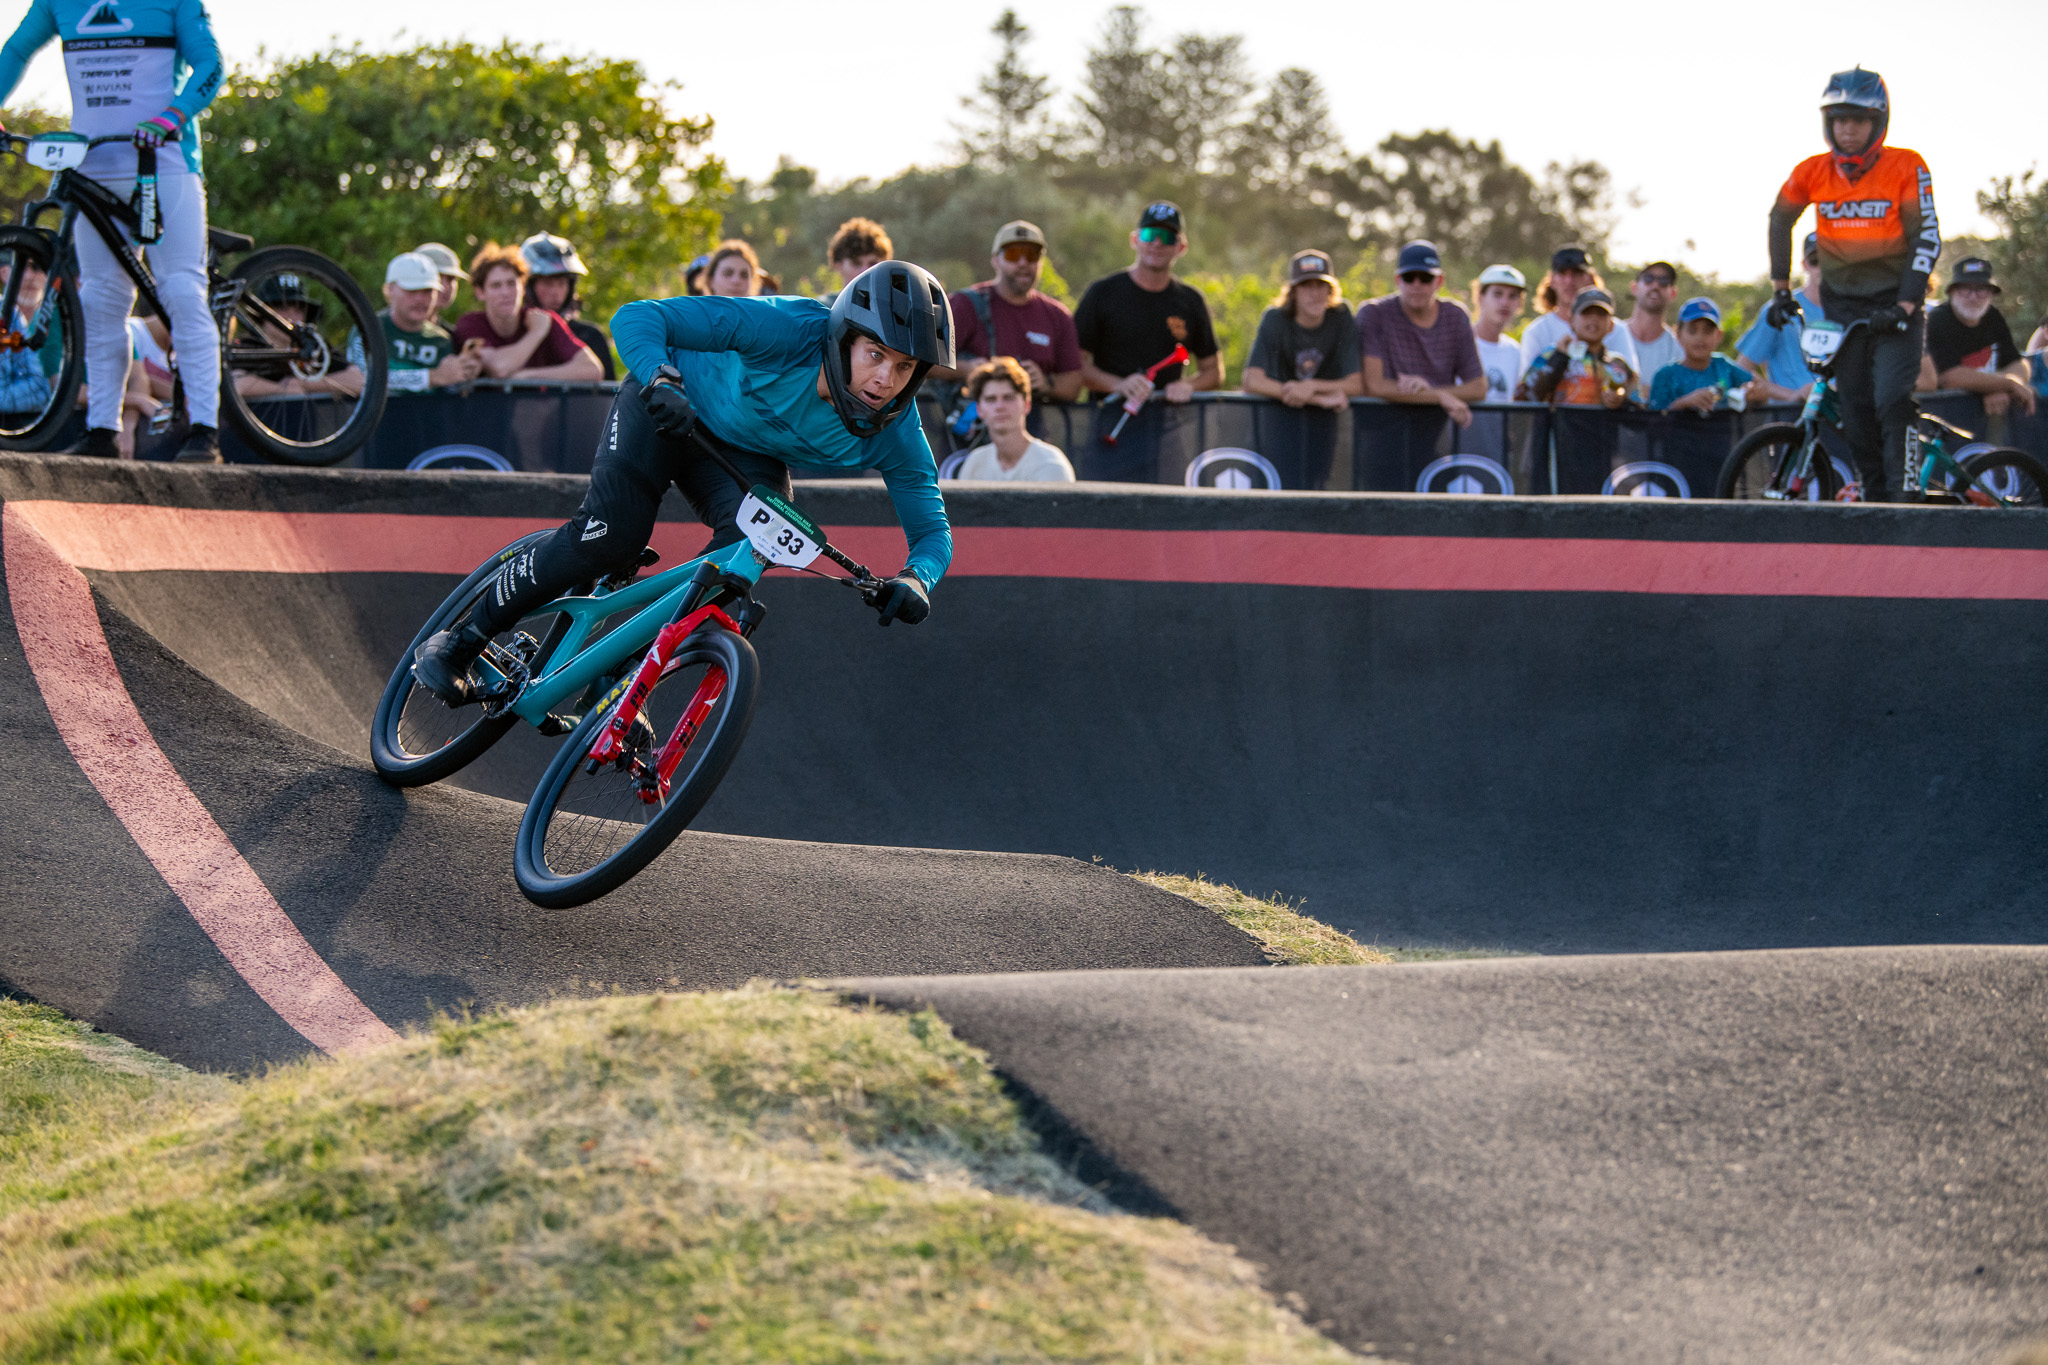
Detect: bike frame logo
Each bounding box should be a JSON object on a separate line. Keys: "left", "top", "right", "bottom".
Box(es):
{"left": 1416, "top": 454, "right": 1513, "bottom": 496}
{"left": 1602, "top": 462, "right": 1691, "bottom": 499}
{"left": 76, "top": 1, "right": 133, "bottom": 33}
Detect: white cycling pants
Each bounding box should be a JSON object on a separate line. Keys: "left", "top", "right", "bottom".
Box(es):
{"left": 75, "top": 172, "right": 220, "bottom": 431}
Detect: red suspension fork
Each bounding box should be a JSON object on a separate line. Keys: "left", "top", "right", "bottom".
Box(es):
{"left": 654, "top": 665, "right": 728, "bottom": 786}
{"left": 584, "top": 605, "right": 740, "bottom": 768}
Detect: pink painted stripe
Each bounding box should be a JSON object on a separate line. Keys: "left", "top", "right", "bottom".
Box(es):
{"left": 3, "top": 503, "right": 397, "bottom": 1056}
{"left": 9, "top": 499, "right": 2048, "bottom": 600}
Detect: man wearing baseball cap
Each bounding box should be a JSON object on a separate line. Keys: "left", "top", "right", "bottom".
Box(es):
{"left": 1735, "top": 232, "right": 1827, "bottom": 401}
{"left": 933, "top": 219, "right": 1082, "bottom": 407}
{"left": 1241, "top": 249, "right": 1361, "bottom": 488}
{"left": 1619, "top": 262, "right": 1683, "bottom": 385}
{"left": 1518, "top": 245, "right": 1640, "bottom": 393}
{"left": 1649, "top": 297, "right": 1757, "bottom": 413}
{"left": 1356, "top": 240, "right": 1486, "bottom": 429}
{"left": 343, "top": 251, "right": 483, "bottom": 393}
{"left": 413, "top": 242, "right": 470, "bottom": 329}
{"left": 1469, "top": 264, "right": 1526, "bottom": 403}
{"left": 1923, "top": 258, "right": 2036, "bottom": 417}
{"left": 1072, "top": 201, "right": 1223, "bottom": 479}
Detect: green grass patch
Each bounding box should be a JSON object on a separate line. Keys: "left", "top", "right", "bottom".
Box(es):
{"left": 1132, "top": 873, "right": 1392, "bottom": 966}
{"left": 1, "top": 988, "right": 1361, "bottom": 1363}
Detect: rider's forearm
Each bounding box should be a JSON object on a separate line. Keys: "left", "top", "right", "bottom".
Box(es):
{"left": 0, "top": 5, "right": 56, "bottom": 110}
{"left": 612, "top": 296, "right": 747, "bottom": 386}
{"left": 1766, "top": 198, "right": 1804, "bottom": 284}
{"left": 170, "top": 0, "right": 225, "bottom": 122}
{"left": 877, "top": 454, "right": 954, "bottom": 589}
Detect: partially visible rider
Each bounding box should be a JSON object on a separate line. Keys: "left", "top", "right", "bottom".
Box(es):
{"left": 1766, "top": 66, "right": 1939, "bottom": 500}
{"left": 0, "top": 0, "right": 227, "bottom": 462}
{"left": 412, "top": 260, "right": 957, "bottom": 703}
{"left": 520, "top": 231, "right": 615, "bottom": 379}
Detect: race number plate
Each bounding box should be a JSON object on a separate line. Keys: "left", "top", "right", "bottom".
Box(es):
{"left": 1800, "top": 320, "right": 1846, "bottom": 364}
{"left": 737, "top": 486, "right": 825, "bottom": 569}
{"left": 25, "top": 134, "right": 88, "bottom": 172}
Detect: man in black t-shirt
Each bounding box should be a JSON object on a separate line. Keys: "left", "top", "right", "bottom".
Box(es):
{"left": 1922, "top": 258, "right": 2036, "bottom": 417}
{"left": 1072, "top": 201, "right": 1222, "bottom": 480}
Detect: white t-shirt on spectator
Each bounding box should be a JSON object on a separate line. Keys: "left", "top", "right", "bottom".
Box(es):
{"left": 1517, "top": 311, "right": 1642, "bottom": 393}
{"left": 1474, "top": 335, "right": 1522, "bottom": 403}
{"left": 1622, "top": 321, "right": 1682, "bottom": 386}
{"left": 958, "top": 438, "right": 1075, "bottom": 482}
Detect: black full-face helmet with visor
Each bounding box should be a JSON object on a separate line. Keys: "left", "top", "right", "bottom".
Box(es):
{"left": 1820, "top": 66, "right": 1889, "bottom": 176}
{"left": 823, "top": 260, "right": 954, "bottom": 439}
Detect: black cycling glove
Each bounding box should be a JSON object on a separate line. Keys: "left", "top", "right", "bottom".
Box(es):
{"left": 868, "top": 574, "right": 929, "bottom": 628}
{"left": 642, "top": 364, "right": 697, "bottom": 439}
{"left": 1869, "top": 304, "right": 1913, "bottom": 336}
{"left": 1765, "top": 288, "right": 1803, "bottom": 330}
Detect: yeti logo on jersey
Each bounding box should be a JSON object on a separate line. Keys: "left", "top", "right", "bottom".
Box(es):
{"left": 75, "top": 1, "right": 134, "bottom": 33}
{"left": 580, "top": 518, "right": 608, "bottom": 542}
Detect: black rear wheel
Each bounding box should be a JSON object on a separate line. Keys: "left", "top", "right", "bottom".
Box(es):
{"left": 0, "top": 226, "right": 84, "bottom": 451}
{"left": 515, "top": 625, "right": 759, "bottom": 909}
{"left": 218, "top": 245, "right": 388, "bottom": 465}
{"left": 1957, "top": 447, "right": 2048, "bottom": 507}
{"left": 372, "top": 531, "right": 569, "bottom": 788}
{"left": 1716, "top": 422, "right": 1846, "bottom": 501}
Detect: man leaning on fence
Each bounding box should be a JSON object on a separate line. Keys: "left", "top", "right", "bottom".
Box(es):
{"left": 1356, "top": 240, "right": 1486, "bottom": 429}
{"left": 348, "top": 252, "right": 483, "bottom": 393}
{"left": 1922, "top": 258, "right": 2036, "bottom": 419}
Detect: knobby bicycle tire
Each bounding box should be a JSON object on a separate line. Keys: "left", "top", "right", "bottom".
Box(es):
{"left": 220, "top": 245, "right": 388, "bottom": 466}
{"left": 515, "top": 625, "right": 760, "bottom": 909}
{"left": 1959, "top": 447, "right": 2048, "bottom": 508}
{"left": 371, "top": 530, "right": 563, "bottom": 788}
{"left": 1716, "top": 422, "right": 1842, "bottom": 502}
{"left": 0, "top": 226, "right": 85, "bottom": 451}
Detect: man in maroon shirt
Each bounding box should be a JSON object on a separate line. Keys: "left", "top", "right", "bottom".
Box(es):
{"left": 1357, "top": 240, "right": 1486, "bottom": 428}
{"left": 934, "top": 220, "right": 1083, "bottom": 404}
{"left": 451, "top": 242, "right": 603, "bottom": 382}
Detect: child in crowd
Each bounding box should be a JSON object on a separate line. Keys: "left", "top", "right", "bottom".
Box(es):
{"left": 1519, "top": 288, "right": 1635, "bottom": 407}
{"left": 1650, "top": 298, "right": 1756, "bottom": 413}
{"left": 957, "top": 357, "right": 1075, "bottom": 482}
{"left": 1468, "top": 264, "right": 1526, "bottom": 403}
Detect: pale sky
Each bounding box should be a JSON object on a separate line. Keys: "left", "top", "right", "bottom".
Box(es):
{"left": 2, "top": 0, "right": 2041, "bottom": 279}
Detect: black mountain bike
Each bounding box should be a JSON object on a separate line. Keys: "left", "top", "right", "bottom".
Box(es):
{"left": 0, "top": 131, "right": 387, "bottom": 464}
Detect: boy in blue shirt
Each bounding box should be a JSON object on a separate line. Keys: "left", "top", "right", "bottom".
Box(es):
{"left": 413, "top": 261, "right": 957, "bottom": 704}
{"left": 1650, "top": 298, "right": 1757, "bottom": 413}
{"left": 1734, "top": 232, "right": 1826, "bottom": 401}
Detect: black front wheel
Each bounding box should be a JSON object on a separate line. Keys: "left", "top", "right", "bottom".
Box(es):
{"left": 1716, "top": 422, "right": 1847, "bottom": 502}
{"left": 515, "top": 625, "right": 759, "bottom": 909}
{"left": 0, "top": 225, "right": 85, "bottom": 451}
{"left": 218, "top": 245, "right": 388, "bottom": 465}
{"left": 1956, "top": 448, "right": 2048, "bottom": 508}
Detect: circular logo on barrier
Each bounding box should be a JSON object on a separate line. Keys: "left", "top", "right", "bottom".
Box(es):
{"left": 938, "top": 452, "right": 967, "bottom": 480}
{"left": 408, "top": 444, "right": 513, "bottom": 473}
{"left": 1602, "top": 461, "right": 1691, "bottom": 498}
{"left": 1416, "top": 454, "right": 1513, "bottom": 496}
{"left": 1185, "top": 447, "right": 1281, "bottom": 490}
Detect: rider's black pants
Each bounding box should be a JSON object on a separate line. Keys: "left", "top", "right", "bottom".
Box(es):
{"left": 1826, "top": 291, "right": 1924, "bottom": 501}
{"left": 472, "top": 378, "right": 791, "bottom": 635}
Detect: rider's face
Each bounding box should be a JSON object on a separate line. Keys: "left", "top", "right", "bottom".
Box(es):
{"left": 1830, "top": 115, "right": 1874, "bottom": 156}
{"left": 847, "top": 334, "right": 919, "bottom": 408}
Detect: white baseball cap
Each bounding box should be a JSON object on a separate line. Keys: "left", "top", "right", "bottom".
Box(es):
{"left": 413, "top": 241, "right": 469, "bottom": 281}
{"left": 385, "top": 251, "right": 441, "bottom": 291}
{"left": 1476, "top": 264, "right": 1527, "bottom": 291}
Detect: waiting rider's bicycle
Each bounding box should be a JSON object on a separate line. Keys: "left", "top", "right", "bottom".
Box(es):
{"left": 1717, "top": 317, "right": 2048, "bottom": 505}
{"left": 372, "top": 436, "right": 890, "bottom": 908}
{"left": 0, "top": 131, "right": 388, "bottom": 463}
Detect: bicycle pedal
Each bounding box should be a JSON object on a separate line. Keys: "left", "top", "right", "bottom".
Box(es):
{"left": 537, "top": 712, "right": 581, "bottom": 737}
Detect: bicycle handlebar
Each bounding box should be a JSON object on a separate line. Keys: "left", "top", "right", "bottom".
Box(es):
{"left": 683, "top": 427, "right": 881, "bottom": 590}
{"left": 0, "top": 130, "right": 179, "bottom": 153}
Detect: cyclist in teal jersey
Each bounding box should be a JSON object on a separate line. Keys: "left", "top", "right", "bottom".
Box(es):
{"left": 0, "top": 0, "right": 225, "bottom": 460}
{"left": 413, "top": 260, "right": 957, "bottom": 703}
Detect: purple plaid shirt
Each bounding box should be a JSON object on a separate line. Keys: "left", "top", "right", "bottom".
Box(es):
{"left": 1356, "top": 296, "right": 1483, "bottom": 388}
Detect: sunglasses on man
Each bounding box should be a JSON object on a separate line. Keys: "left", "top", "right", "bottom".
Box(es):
{"left": 999, "top": 243, "right": 1042, "bottom": 263}
{"left": 1399, "top": 271, "right": 1438, "bottom": 285}
{"left": 1137, "top": 226, "right": 1180, "bottom": 245}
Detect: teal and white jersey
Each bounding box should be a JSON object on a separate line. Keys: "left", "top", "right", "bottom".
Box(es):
{"left": 0, "top": 0, "right": 223, "bottom": 178}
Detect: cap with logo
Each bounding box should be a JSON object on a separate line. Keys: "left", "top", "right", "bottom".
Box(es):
{"left": 1676, "top": 296, "right": 1722, "bottom": 326}
{"left": 1476, "top": 264, "right": 1527, "bottom": 291}
{"left": 1946, "top": 257, "right": 2001, "bottom": 294}
{"left": 1137, "top": 201, "right": 1184, "bottom": 237}
{"left": 1288, "top": 249, "right": 1338, "bottom": 286}
{"left": 1396, "top": 240, "right": 1442, "bottom": 276}
{"left": 1551, "top": 245, "right": 1592, "bottom": 273}
{"left": 413, "top": 242, "right": 469, "bottom": 281}
{"left": 385, "top": 251, "right": 442, "bottom": 292}
{"left": 1571, "top": 287, "right": 1616, "bottom": 316}
{"left": 992, "top": 220, "right": 1047, "bottom": 255}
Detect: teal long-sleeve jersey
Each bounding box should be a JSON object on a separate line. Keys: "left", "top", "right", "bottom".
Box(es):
{"left": 612, "top": 293, "right": 952, "bottom": 589}
{"left": 0, "top": 0, "right": 223, "bottom": 178}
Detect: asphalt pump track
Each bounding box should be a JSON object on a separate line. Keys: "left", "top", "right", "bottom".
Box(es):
{"left": 1, "top": 453, "right": 2043, "bottom": 1363}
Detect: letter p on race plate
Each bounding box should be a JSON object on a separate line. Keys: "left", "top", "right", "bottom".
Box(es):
{"left": 737, "top": 491, "right": 825, "bottom": 569}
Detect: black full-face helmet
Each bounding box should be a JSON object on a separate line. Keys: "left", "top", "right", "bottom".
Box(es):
{"left": 1820, "top": 66, "right": 1890, "bottom": 176}
{"left": 255, "top": 271, "right": 322, "bottom": 324}
{"left": 822, "top": 260, "right": 954, "bottom": 439}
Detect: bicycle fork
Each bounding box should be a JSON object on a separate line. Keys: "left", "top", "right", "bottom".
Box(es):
{"left": 583, "top": 603, "right": 744, "bottom": 803}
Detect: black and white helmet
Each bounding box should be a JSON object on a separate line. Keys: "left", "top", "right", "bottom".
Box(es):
{"left": 822, "top": 261, "right": 954, "bottom": 439}
{"left": 519, "top": 232, "right": 589, "bottom": 278}
{"left": 1819, "top": 67, "right": 1890, "bottom": 174}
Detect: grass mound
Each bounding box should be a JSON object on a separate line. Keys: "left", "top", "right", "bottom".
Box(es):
{"left": 1133, "top": 873, "right": 1391, "bottom": 966}
{"left": 0, "top": 990, "right": 1358, "bottom": 1363}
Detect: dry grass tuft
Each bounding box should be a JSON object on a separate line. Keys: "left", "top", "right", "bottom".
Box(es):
{"left": 1134, "top": 872, "right": 1392, "bottom": 966}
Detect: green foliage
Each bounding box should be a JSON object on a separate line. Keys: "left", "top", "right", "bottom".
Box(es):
{"left": 955, "top": 10, "right": 1054, "bottom": 171}
{"left": 1976, "top": 171, "right": 2048, "bottom": 335}
{"left": 0, "top": 107, "right": 69, "bottom": 229}
{"left": 201, "top": 42, "right": 726, "bottom": 328}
